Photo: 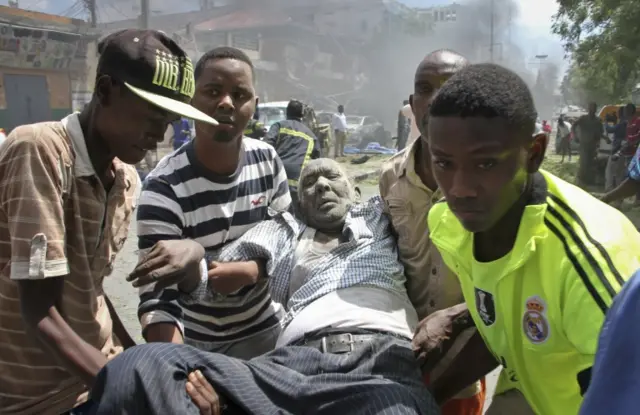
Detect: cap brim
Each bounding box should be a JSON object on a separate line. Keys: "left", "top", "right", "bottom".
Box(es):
{"left": 124, "top": 82, "right": 218, "bottom": 126}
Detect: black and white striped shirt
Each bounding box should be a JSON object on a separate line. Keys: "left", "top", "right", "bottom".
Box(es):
{"left": 137, "top": 138, "right": 291, "bottom": 347}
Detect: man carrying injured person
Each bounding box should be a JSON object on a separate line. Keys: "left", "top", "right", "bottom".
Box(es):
{"left": 86, "top": 158, "right": 440, "bottom": 415}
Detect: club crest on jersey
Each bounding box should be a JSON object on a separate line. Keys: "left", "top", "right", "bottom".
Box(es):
{"left": 522, "top": 296, "right": 549, "bottom": 344}
{"left": 474, "top": 288, "right": 496, "bottom": 326}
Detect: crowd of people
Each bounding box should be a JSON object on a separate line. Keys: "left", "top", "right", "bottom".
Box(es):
{"left": 1, "top": 27, "right": 640, "bottom": 415}
{"left": 556, "top": 100, "right": 640, "bottom": 197}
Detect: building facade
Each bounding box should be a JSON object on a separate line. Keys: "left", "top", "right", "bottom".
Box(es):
{"left": 98, "top": 0, "right": 428, "bottom": 127}
{"left": 0, "top": 6, "right": 97, "bottom": 132}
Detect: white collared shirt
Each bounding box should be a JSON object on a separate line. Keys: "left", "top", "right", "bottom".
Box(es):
{"left": 332, "top": 112, "right": 348, "bottom": 131}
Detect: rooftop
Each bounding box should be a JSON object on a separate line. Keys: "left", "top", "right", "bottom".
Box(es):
{"left": 0, "top": 5, "right": 94, "bottom": 34}
{"left": 194, "top": 9, "right": 292, "bottom": 32}
{"left": 98, "top": 7, "right": 234, "bottom": 34}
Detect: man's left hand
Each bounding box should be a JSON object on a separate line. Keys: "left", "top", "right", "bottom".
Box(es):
{"left": 412, "top": 303, "right": 474, "bottom": 373}
{"left": 128, "top": 240, "right": 205, "bottom": 291}
{"left": 186, "top": 370, "right": 222, "bottom": 415}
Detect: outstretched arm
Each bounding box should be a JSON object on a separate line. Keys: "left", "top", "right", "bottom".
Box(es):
{"left": 601, "top": 178, "right": 640, "bottom": 204}
{"left": 602, "top": 145, "right": 640, "bottom": 204}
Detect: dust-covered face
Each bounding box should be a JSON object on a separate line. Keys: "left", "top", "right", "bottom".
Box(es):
{"left": 298, "top": 159, "right": 356, "bottom": 232}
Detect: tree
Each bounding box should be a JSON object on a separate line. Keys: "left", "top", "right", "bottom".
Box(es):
{"left": 553, "top": 0, "right": 640, "bottom": 104}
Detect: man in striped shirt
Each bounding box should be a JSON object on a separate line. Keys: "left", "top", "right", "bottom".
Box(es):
{"left": 130, "top": 46, "right": 291, "bottom": 358}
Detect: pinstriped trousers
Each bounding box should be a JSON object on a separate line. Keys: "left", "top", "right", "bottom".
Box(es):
{"left": 88, "top": 335, "right": 440, "bottom": 415}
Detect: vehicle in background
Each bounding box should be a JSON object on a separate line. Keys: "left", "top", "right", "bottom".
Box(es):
{"left": 633, "top": 83, "right": 640, "bottom": 106}
{"left": 257, "top": 101, "right": 289, "bottom": 130}
{"left": 258, "top": 102, "right": 334, "bottom": 136}
{"left": 316, "top": 111, "right": 333, "bottom": 125}
{"left": 597, "top": 104, "right": 624, "bottom": 161}
{"left": 346, "top": 115, "right": 379, "bottom": 133}
{"left": 345, "top": 115, "right": 389, "bottom": 149}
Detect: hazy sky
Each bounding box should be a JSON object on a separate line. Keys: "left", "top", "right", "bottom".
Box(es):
{"left": 4, "top": 0, "right": 565, "bottom": 67}
{"left": 402, "top": 0, "right": 565, "bottom": 66}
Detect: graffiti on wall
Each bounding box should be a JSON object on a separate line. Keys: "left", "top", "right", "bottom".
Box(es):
{"left": 0, "top": 24, "right": 81, "bottom": 70}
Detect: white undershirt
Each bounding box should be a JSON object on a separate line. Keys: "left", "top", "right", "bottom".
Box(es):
{"left": 277, "top": 228, "right": 418, "bottom": 346}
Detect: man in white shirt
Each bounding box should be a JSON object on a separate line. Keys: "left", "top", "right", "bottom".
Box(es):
{"left": 332, "top": 104, "right": 348, "bottom": 158}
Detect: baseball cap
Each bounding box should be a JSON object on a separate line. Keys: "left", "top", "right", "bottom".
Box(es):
{"left": 97, "top": 29, "right": 217, "bottom": 125}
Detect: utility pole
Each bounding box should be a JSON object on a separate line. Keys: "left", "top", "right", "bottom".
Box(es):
{"left": 531, "top": 54, "right": 548, "bottom": 89}
{"left": 141, "top": 0, "right": 150, "bottom": 29}
{"left": 489, "top": 0, "right": 494, "bottom": 62}
{"left": 82, "top": 0, "right": 97, "bottom": 27}
{"left": 507, "top": 2, "right": 512, "bottom": 50}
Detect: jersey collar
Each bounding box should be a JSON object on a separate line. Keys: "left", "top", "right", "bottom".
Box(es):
{"left": 430, "top": 172, "right": 550, "bottom": 276}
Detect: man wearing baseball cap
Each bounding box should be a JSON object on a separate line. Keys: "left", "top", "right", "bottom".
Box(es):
{"left": 0, "top": 29, "right": 215, "bottom": 415}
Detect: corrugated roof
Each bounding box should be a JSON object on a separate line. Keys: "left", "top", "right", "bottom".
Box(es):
{"left": 98, "top": 7, "right": 234, "bottom": 34}
{"left": 194, "top": 9, "right": 292, "bottom": 32}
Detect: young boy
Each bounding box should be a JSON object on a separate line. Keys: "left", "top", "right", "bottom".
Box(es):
{"left": 423, "top": 63, "right": 640, "bottom": 415}
{"left": 0, "top": 29, "right": 216, "bottom": 414}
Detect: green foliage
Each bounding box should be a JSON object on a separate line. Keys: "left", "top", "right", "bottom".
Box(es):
{"left": 553, "top": 0, "right": 640, "bottom": 105}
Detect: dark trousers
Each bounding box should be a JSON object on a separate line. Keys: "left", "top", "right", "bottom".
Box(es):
{"left": 559, "top": 136, "right": 572, "bottom": 162}
{"left": 61, "top": 399, "right": 95, "bottom": 415}
{"left": 88, "top": 333, "right": 439, "bottom": 415}
{"left": 578, "top": 145, "right": 597, "bottom": 186}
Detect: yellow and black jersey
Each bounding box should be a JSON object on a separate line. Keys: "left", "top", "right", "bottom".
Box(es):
{"left": 428, "top": 171, "right": 640, "bottom": 415}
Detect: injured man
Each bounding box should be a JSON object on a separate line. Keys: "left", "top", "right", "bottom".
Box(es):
{"left": 88, "top": 159, "right": 439, "bottom": 415}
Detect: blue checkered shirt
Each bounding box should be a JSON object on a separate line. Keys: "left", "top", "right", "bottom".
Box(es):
{"left": 187, "top": 196, "right": 407, "bottom": 327}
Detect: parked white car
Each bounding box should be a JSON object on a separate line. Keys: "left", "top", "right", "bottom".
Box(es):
{"left": 257, "top": 101, "right": 288, "bottom": 130}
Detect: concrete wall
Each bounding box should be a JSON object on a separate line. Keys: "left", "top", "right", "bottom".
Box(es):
{"left": 70, "top": 40, "right": 98, "bottom": 111}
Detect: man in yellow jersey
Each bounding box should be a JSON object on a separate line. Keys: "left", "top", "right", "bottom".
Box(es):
{"left": 422, "top": 63, "right": 640, "bottom": 415}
